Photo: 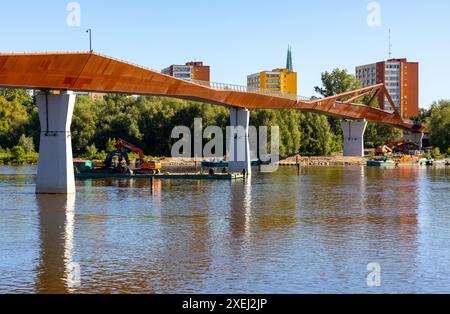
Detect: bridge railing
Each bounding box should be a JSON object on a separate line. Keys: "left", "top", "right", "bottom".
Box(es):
{"left": 188, "top": 79, "right": 311, "bottom": 102}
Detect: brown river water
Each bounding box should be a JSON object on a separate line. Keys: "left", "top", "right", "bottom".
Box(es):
{"left": 1, "top": 165, "right": 450, "bottom": 293}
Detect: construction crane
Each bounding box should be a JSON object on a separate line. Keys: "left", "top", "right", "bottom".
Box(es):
{"left": 104, "top": 139, "right": 162, "bottom": 174}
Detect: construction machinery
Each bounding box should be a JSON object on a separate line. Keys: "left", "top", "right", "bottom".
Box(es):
{"left": 104, "top": 139, "right": 162, "bottom": 174}
{"left": 375, "top": 141, "right": 421, "bottom": 156}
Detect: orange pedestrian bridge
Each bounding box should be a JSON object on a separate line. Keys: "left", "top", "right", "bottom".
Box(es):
{"left": 0, "top": 52, "right": 427, "bottom": 194}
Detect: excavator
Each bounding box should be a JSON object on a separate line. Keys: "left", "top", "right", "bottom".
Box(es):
{"left": 104, "top": 139, "right": 162, "bottom": 174}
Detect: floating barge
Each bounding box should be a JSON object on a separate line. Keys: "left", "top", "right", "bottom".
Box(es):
{"left": 367, "top": 160, "right": 396, "bottom": 167}
{"left": 201, "top": 160, "right": 260, "bottom": 168}
{"left": 367, "top": 156, "right": 431, "bottom": 167}
{"left": 75, "top": 171, "right": 244, "bottom": 181}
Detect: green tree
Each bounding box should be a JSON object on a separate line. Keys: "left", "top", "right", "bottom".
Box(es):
{"left": 251, "top": 109, "right": 302, "bottom": 158}
{"left": 249, "top": 109, "right": 302, "bottom": 158}
{"left": 137, "top": 97, "right": 180, "bottom": 156}
{"left": 18, "top": 134, "right": 35, "bottom": 153}
{"left": 365, "top": 123, "right": 404, "bottom": 148}
{"left": 330, "top": 132, "right": 343, "bottom": 153}
{"left": 26, "top": 106, "right": 41, "bottom": 151}
{"left": 412, "top": 108, "right": 430, "bottom": 123}
{"left": 314, "top": 68, "right": 362, "bottom": 135}
{"left": 71, "top": 96, "right": 99, "bottom": 153}
{"left": 281, "top": 110, "right": 302, "bottom": 157}
{"left": 85, "top": 144, "right": 98, "bottom": 159}
{"left": 94, "top": 95, "right": 144, "bottom": 150}
{"left": 0, "top": 96, "right": 30, "bottom": 148}
{"left": 0, "top": 88, "right": 32, "bottom": 105}
{"left": 314, "top": 69, "right": 362, "bottom": 98}
{"left": 105, "top": 138, "right": 117, "bottom": 152}
{"left": 3, "top": 86, "right": 424, "bottom": 161}
{"left": 11, "top": 146, "right": 26, "bottom": 165}
{"left": 431, "top": 147, "right": 443, "bottom": 160}
{"left": 299, "top": 112, "right": 334, "bottom": 156}
{"left": 428, "top": 100, "right": 450, "bottom": 152}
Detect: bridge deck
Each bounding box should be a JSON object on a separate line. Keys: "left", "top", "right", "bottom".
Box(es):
{"left": 0, "top": 52, "right": 426, "bottom": 132}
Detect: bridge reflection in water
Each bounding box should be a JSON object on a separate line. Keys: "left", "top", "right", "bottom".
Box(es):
{"left": 5, "top": 166, "right": 450, "bottom": 293}
{"left": 35, "top": 194, "right": 76, "bottom": 294}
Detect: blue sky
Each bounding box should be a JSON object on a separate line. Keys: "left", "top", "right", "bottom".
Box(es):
{"left": 1, "top": 0, "right": 449, "bottom": 108}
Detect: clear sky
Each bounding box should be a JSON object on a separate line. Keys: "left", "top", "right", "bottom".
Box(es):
{"left": 1, "top": 0, "right": 449, "bottom": 108}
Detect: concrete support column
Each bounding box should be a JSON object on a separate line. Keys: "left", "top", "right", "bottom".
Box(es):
{"left": 341, "top": 119, "right": 368, "bottom": 157}
{"left": 228, "top": 108, "right": 251, "bottom": 175}
{"left": 403, "top": 132, "right": 424, "bottom": 150}
{"left": 36, "top": 91, "right": 76, "bottom": 194}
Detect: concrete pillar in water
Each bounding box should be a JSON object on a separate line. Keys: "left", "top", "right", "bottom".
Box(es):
{"left": 341, "top": 119, "right": 368, "bottom": 157}
{"left": 228, "top": 108, "right": 251, "bottom": 175}
{"left": 36, "top": 91, "right": 76, "bottom": 194}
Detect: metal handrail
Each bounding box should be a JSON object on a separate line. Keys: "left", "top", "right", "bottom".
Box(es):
{"left": 188, "top": 79, "right": 312, "bottom": 102}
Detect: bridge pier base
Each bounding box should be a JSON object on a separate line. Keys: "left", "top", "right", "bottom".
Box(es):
{"left": 341, "top": 119, "right": 367, "bottom": 157}
{"left": 228, "top": 108, "right": 251, "bottom": 175}
{"left": 36, "top": 91, "right": 76, "bottom": 194}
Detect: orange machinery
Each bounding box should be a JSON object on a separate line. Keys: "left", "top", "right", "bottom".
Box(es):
{"left": 375, "top": 141, "right": 422, "bottom": 156}
{"left": 375, "top": 141, "right": 405, "bottom": 155}
{"left": 115, "top": 139, "right": 162, "bottom": 174}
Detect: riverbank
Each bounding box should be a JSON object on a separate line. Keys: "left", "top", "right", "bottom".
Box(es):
{"left": 157, "top": 156, "right": 368, "bottom": 167}
{"left": 160, "top": 156, "right": 368, "bottom": 167}
{"left": 278, "top": 155, "right": 366, "bottom": 166}
{"left": 0, "top": 154, "right": 368, "bottom": 167}
{"left": 0, "top": 151, "right": 39, "bottom": 166}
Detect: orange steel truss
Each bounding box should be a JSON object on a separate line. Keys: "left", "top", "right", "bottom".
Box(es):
{"left": 0, "top": 52, "right": 426, "bottom": 132}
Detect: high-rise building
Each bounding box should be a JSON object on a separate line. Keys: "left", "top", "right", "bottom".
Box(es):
{"left": 247, "top": 47, "right": 298, "bottom": 95}
{"left": 162, "top": 61, "right": 210, "bottom": 82}
{"left": 355, "top": 58, "right": 419, "bottom": 118}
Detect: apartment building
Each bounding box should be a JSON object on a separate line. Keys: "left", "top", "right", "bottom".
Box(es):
{"left": 162, "top": 61, "right": 210, "bottom": 82}
{"left": 247, "top": 47, "right": 298, "bottom": 95}
{"left": 356, "top": 58, "right": 419, "bottom": 118}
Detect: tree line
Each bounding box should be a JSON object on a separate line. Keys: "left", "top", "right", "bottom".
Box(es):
{"left": 1, "top": 69, "right": 449, "bottom": 164}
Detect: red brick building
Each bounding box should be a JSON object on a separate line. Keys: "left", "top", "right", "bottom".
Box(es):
{"left": 356, "top": 58, "right": 419, "bottom": 118}
{"left": 162, "top": 61, "right": 210, "bottom": 82}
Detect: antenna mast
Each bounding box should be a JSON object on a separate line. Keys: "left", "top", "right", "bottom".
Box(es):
{"left": 388, "top": 28, "right": 392, "bottom": 59}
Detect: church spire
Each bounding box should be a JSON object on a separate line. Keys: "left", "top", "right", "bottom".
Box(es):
{"left": 286, "top": 46, "right": 293, "bottom": 72}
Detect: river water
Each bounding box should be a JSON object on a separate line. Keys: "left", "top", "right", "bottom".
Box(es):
{"left": 0, "top": 165, "right": 450, "bottom": 294}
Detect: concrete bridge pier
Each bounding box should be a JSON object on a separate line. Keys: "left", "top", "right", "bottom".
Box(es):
{"left": 341, "top": 119, "right": 368, "bottom": 157}
{"left": 403, "top": 132, "right": 424, "bottom": 150}
{"left": 228, "top": 108, "right": 251, "bottom": 175}
{"left": 36, "top": 91, "right": 76, "bottom": 194}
